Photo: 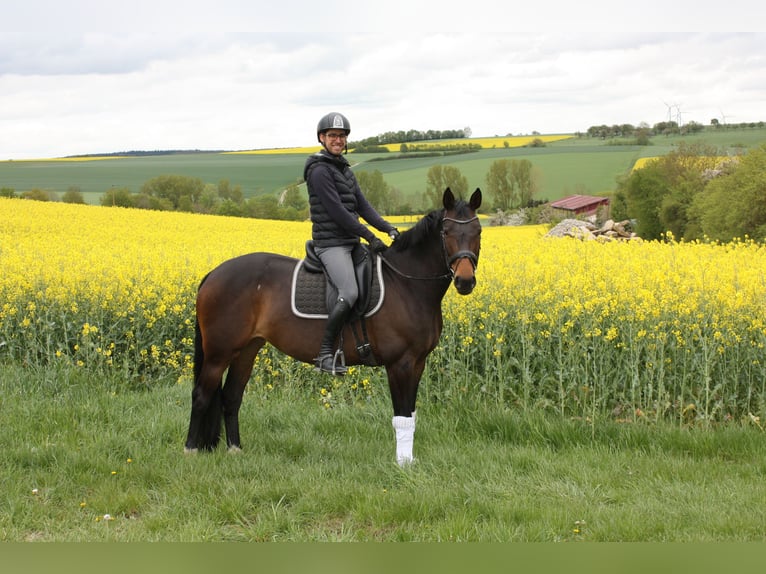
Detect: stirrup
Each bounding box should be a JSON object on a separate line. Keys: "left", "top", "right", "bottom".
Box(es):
{"left": 314, "top": 350, "right": 347, "bottom": 376}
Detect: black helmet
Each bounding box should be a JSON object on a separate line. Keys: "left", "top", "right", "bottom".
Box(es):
{"left": 316, "top": 112, "right": 351, "bottom": 142}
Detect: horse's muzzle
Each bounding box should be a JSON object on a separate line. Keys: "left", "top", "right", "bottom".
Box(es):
{"left": 454, "top": 274, "right": 476, "bottom": 295}
{"left": 451, "top": 256, "right": 477, "bottom": 295}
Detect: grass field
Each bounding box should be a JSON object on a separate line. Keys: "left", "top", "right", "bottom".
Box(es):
{"left": 3, "top": 363, "right": 766, "bottom": 542}
{"left": 0, "top": 153, "right": 307, "bottom": 205}
{"left": 3, "top": 127, "right": 763, "bottom": 207}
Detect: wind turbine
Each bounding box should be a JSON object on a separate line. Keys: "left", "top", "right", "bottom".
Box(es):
{"left": 674, "top": 103, "right": 684, "bottom": 127}
{"left": 662, "top": 100, "right": 676, "bottom": 124}
{"left": 719, "top": 108, "right": 735, "bottom": 128}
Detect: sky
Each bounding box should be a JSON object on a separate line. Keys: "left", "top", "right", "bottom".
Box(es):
{"left": 1, "top": 1, "right": 765, "bottom": 159}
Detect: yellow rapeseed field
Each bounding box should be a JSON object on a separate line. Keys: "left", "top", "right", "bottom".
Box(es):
{"left": 2, "top": 198, "right": 764, "bottom": 421}
{"left": 632, "top": 155, "right": 733, "bottom": 171}
{"left": 1, "top": 156, "right": 128, "bottom": 162}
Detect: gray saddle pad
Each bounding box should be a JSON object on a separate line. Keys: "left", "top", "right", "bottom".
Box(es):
{"left": 290, "top": 256, "right": 385, "bottom": 319}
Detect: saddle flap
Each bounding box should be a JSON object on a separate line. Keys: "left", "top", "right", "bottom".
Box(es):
{"left": 291, "top": 253, "right": 384, "bottom": 319}
{"left": 303, "top": 240, "right": 323, "bottom": 273}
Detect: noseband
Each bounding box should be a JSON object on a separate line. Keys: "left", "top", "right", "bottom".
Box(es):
{"left": 442, "top": 215, "right": 480, "bottom": 275}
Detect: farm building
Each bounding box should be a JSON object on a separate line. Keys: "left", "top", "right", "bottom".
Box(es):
{"left": 549, "top": 194, "right": 610, "bottom": 218}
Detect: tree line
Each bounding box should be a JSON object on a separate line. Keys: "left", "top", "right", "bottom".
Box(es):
{"left": 101, "top": 176, "right": 309, "bottom": 220}
{"left": 349, "top": 127, "right": 469, "bottom": 149}
{"left": 583, "top": 120, "right": 766, "bottom": 142}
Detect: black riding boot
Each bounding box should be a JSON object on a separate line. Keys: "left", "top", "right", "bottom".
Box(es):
{"left": 315, "top": 297, "right": 352, "bottom": 375}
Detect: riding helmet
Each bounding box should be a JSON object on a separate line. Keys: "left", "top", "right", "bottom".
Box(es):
{"left": 316, "top": 112, "right": 351, "bottom": 142}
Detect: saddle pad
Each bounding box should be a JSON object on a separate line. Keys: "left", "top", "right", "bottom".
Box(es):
{"left": 291, "top": 256, "right": 385, "bottom": 319}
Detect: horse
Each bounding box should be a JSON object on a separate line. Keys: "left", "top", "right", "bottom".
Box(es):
{"left": 184, "top": 187, "right": 482, "bottom": 465}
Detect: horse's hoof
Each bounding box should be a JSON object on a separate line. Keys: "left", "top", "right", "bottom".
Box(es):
{"left": 184, "top": 447, "right": 198, "bottom": 455}
{"left": 228, "top": 445, "right": 242, "bottom": 454}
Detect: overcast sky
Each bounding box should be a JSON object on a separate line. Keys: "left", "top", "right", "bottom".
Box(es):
{"left": 1, "top": 1, "right": 764, "bottom": 159}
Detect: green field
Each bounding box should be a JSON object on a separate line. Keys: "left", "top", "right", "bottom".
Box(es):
{"left": 368, "top": 146, "right": 644, "bottom": 201}
{"left": 0, "top": 153, "right": 307, "bottom": 205}
{"left": 2, "top": 127, "right": 764, "bottom": 207}
{"left": 3, "top": 363, "right": 766, "bottom": 542}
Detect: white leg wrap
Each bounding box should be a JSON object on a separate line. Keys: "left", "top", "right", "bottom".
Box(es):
{"left": 392, "top": 415, "right": 416, "bottom": 466}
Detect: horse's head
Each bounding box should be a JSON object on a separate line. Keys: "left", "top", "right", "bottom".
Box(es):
{"left": 442, "top": 187, "right": 482, "bottom": 295}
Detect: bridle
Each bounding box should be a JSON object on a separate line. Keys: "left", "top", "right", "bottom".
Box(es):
{"left": 442, "top": 215, "right": 480, "bottom": 276}
{"left": 380, "top": 214, "right": 480, "bottom": 281}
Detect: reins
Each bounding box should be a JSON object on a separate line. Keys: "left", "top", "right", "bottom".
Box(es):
{"left": 379, "top": 254, "right": 452, "bottom": 281}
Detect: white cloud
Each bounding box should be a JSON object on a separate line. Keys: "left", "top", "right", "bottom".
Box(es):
{"left": 1, "top": 6, "right": 765, "bottom": 159}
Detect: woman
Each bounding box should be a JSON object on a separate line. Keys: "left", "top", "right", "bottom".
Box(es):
{"left": 304, "top": 112, "right": 399, "bottom": 375}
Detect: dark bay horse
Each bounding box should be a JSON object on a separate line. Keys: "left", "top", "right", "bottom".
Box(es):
{"left": 184, "top": 188, "right": 482, "bottom": 465}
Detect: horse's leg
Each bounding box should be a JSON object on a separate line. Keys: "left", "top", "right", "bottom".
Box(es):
{"left": 386, "top": 358, "right": 426, "bottom": 466}
{"left": 221, "top": 338, "right": 264, "bottom": 452}
{"left": 185, "top": 359, "right": 227, "bottom": 452}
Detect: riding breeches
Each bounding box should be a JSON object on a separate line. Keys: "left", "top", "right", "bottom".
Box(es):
{"left": 314, "top": 244, "right": 359, "bottom": 308}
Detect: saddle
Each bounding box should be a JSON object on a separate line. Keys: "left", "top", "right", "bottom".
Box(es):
{"left": 292, "top": 240, "right": 384, "bottom": 317}
{"left": 291, "top": 241, "right": 384, "bottom": 362}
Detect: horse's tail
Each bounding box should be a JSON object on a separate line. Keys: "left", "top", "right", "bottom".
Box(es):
{"left": 193, "top": 272, "right": 222, "bottom": 450}
{"left": 193, "top": 316, "right": 204, "bottom": 382}
{"left": 193, "top": 272, "right": 210, "bottom": 383}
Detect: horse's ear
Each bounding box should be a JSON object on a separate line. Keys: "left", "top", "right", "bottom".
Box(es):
{"left": 470, "top": 188, "right": 482, "bottom": 210}
{"left": 443, "top": 188, "right": 455, "bottom": 210}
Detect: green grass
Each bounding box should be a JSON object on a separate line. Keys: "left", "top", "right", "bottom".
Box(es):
{"left": 3, "top": 362, "right": 766, "bottom": 542}
{"left": 356, "top": 146, "right": 642, "bottom": 200}
{"left": 0, "top": 153, "right": 307, "bottom": 203}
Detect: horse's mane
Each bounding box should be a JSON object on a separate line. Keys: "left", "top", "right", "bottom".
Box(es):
{"left": 389, "top": 200, "right": 472, "bottom": 253}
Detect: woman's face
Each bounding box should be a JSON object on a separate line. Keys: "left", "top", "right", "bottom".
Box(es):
{"left": 320, "top": 130, "right": 347, "bottom": 155}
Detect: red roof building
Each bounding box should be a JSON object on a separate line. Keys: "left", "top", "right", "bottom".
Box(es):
{"left": 549, "top": 195, "right": 610, "bottom": 217}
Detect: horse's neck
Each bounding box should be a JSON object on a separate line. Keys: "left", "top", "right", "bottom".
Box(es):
{"left": 384, "top": 239, "right": 451, "bottom": 302}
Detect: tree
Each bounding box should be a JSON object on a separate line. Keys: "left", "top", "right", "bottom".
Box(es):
{"left": 21, "top": 188, "right": 55, "bottom": 201}
{"left": 485, "top": 159, "right": 539, "bottom": 211}
{"left": 198, "top": 184, "right": 220, "bottom": 213}
{"left": 245, "top": 195, "right": 279, "bottom": 219}
{"left": 140, "top": 174, "right": 204, "bottom": 209}
{"left": 62, "top": 186, "right": 85, "bottom": 204}
{"left": 511, "top": 159, "right": 538, "bottom": 207}
{"left": 635, "top": 127, "right": 651, "bottom": 146}
{"left": 133, "top": 193, "right": 170, "bottom": 210}
{"left": 618, "top": 142, "right": 720, "bottom": 240}
{"left": 216, "top": 199, "right": 243, "bottom": 217}
{"left": 217, "top": 179, "right": 243, "bottom": 204}
{"left": 101, "top": 186, "right": 135, "bottom": 208}
{"left": 280, "top": 181, "right": 308, "bottom": 213}
{"left": 356, "top": 170, "right": 392, "bottom": 214}
{"left": 485, "top": 159, "right": 515, "bottom": 210}
{"left": 425, "top": 165, "right": 468, "bottom": 209}
{"left": 691, "top": 145, "right": 766, "bottom": 241}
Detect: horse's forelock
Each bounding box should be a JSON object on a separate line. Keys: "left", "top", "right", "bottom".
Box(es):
{"left": 451, "top": 200, "right": 473, "bottom": 219}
